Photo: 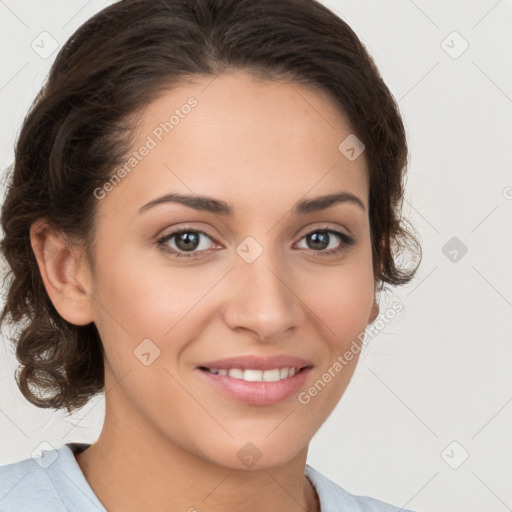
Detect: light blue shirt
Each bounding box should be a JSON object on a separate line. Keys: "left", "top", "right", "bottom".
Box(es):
{"left": 0, "top": 443, "right": 416, "bottom": 511}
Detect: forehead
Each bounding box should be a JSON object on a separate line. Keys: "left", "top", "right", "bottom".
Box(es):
{"left": 100, "top": 71, "right": 369, "bottom": 219}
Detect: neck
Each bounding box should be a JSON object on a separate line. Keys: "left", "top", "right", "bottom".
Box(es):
{"left": 74, "top": 394, "right": 320, "bottom": 512}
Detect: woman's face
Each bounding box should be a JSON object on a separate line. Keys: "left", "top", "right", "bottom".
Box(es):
{"left": 80, "top": 71, "right": 377, "bottom": 469}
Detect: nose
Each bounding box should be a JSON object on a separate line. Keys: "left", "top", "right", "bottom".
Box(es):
{"left": 222, "top": 245, "right": 305, "bottom": 342}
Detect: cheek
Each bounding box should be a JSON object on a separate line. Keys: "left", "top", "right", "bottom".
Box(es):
{"left": 315, "top": 275, "right": 373, "bottom": 338}
{"left": 92, "top": 246, "right": 201, "bottom": 333}
{"left": 293, "top": 262, "right": 374, "bottom": 420}
{"left": 304, "top": 258, "right": 375, "bottom": 348}
{"left": 90, "top": 244, "right": 228, "bottom": 371}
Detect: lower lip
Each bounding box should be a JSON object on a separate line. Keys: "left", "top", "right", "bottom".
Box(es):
{"left": 196, "top": 367, "right": 312, "bottom": 406}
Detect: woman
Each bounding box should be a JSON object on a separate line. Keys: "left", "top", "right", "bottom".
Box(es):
{"left": 0, "top": 0, "right": 421, "bottom": 510}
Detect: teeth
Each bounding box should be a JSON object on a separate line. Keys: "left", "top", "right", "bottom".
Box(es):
{"left": 262, "top": 369, "right": 280, "bottom": 382}
{"left": 228, "top": 368, "right": 243, "bottom": 379}
{"left": 243, "top": 369, "right": 263, "bottom": 381}
{"left": 207, "top": 367, "right": 299, "bottom": 382}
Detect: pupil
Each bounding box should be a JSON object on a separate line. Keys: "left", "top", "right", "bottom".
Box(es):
{"left": 308, "top": 232, "right": 329, "bottom": 250}
{"left": 176, "top": 232, "right": 199, "bottom": 251}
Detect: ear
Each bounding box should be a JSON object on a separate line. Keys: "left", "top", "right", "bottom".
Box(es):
{"left": 30, "top": 218, "right": 94, "bottom": 326}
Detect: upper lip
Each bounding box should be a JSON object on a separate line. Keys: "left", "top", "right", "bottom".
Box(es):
{"left": 197, "top": 354, "right": 313, "bottom": 371}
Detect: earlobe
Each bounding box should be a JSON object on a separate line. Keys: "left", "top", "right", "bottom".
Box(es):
{"left": 30, "top": 218, "right": 94, "bottom": 326}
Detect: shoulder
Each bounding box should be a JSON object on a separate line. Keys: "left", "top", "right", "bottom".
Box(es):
{"left": 0, "top": 443, "right": 102, "bottom": 512}
{"left": 0, "top": 449, "right": 66, "bottom": 512}
{"left": 305, "top": 464, "right": 418, "bottom": 512}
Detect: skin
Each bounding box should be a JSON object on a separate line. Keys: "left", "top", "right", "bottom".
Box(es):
{"left": 31, "top": 71, "right": 379, "bottom": 512}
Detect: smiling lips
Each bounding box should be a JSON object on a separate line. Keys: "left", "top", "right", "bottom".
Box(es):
{"left": 203, "top": 367, "right": 299, "bottom": 382}
{"left": 196, "top": 354, "right": 313, "bottom": 405}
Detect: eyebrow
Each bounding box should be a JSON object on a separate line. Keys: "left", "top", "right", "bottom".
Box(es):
{"left": 137, "top": 190, "right": 365, "bottom": 216}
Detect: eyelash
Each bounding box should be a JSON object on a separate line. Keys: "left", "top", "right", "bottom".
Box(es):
{"left": 156, "top": 226, "right": 356, "bottom": 260}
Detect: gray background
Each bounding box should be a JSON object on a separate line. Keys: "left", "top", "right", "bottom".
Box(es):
{"left": 1, "top": 1, "right": 511, "bottom": 511}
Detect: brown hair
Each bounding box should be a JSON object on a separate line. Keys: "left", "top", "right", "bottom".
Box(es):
{"left": 0, "top": 0, "right": 421, "bottom": 414}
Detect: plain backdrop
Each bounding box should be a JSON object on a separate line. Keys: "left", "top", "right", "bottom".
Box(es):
{"left": 1, "top": 1, "right": 511, "bottom": 511}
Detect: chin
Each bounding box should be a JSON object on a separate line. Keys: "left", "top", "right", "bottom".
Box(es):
{"left": 200, "top": 434, "right": 310, "bottom": 471}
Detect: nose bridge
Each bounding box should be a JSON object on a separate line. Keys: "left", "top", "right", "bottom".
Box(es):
{"left": 222, "top": 235, "right": 303, "bottom": 340}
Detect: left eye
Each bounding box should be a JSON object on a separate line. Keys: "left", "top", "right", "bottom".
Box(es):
{"left": 295, "top": 229, "right": 354, "bottom": 255}
{"left": 156, "top": 228, "right": 354, "bottom": 259}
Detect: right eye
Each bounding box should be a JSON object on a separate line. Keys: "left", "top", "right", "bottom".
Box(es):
{"left": 156, "top": 228, "right": 219, "bottom": 259}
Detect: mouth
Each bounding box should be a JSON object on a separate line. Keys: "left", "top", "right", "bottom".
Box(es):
{"left": 195, "top": 355, "right": 313, "bottom": 405}
{"left": 197, "top": 365, "right": 311, "bottom": 382}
